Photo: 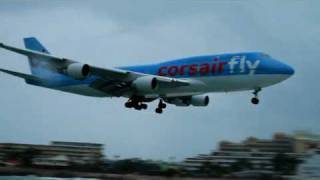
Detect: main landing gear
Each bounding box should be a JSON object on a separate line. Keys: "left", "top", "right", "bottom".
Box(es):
{"left": 125, "top": 98, "right": 148, "bottom": 110}
{"left": 124, "top": 97, "right": 167, "bottom": 114}
{"left": 251, "top": 88, "right": 261, "bottom": 105}
{"left": 155, "top": 100, "right": 167, "bottom": 114}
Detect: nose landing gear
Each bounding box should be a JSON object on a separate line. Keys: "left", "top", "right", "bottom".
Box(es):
{"left": 251, "top": 88, "right": 261, "bottom": 105}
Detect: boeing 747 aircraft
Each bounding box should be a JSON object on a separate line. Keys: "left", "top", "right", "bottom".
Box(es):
{"left": 0, "top": 37, "right": 294, "bottom": 113}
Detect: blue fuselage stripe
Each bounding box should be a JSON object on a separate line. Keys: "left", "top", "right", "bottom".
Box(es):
{"left": 29, "top": 52, "right": 294, "bottom": 88}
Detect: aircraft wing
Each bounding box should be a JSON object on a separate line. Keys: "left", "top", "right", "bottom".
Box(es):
{"left": 0, "top": 42, "right": 190, "bottom": 96}
{"left": 0, "top": 42, "right": 130, "bottom": 78}
{"left": 90, "top": 66, "right": 189, "bottom": 87}
{"left": 89, "top": 66, "right": 130, "bottom": 79}
{"left": 154, "top": 76, "right": 190, "bottom": 88}
{"left": 88, "top": 65, "right": 190, "bottom": 89}
{"left": 0, "top": 42, "right": 66, "bottom": 64}
{"left": 89, "top": 69, "right": 190, "bottom": 96}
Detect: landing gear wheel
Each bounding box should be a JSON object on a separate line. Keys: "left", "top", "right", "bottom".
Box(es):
{"left": 251, "top": 97, "right": 259, "bottom": 105}
{"left": 141, "top": 104, "right": 148, "bottom": 109}
{"left": 251, "top": 88, "right": 261, "bottom": 105}
{"left": 125, "top": 102, "right": 133, "bottom": 108}
{"left": 155, "top": 108, "right": 163, "bottom": 114}
{"left": 155, "top": 99, "right": 166, "bottom": 114}
{"left": 158, "top": 100, "right": 167, "bottom": 109}
{"left": 161, "top": 103, "right": 167, "bottom": 109}
{"left": 134, "top": 105, "right": 142, "bottom": 110}
{"left": 125, "top": 96, "right": 149, "bottom": 111}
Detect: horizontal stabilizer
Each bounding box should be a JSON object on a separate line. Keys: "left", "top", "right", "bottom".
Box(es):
{"left": 0, "top": 68, "right": 42, "bottom": 82}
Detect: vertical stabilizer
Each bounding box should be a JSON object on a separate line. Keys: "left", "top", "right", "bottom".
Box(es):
{"left": 23, "top": 37, "right": 52, "bottom": 76}
{"left": 23, "top": 37, "right": 50, "bottom": 54}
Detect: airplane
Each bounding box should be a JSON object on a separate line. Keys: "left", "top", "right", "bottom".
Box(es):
{"left": 0, "top": 37, "right": 294, "bottom": 114}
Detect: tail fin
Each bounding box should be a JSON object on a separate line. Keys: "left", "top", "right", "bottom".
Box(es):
{"left": 23, "top": 37, "right": 51, "bottom": 75}
{"left": 23, "top": 37, "right": 50, "bottom": 54}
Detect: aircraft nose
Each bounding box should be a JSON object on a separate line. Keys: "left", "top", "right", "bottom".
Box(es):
{"left": 270, "top": 59, "right": 295, "bottom": 76}
{"left": 281, "top": 62, "right": 295, "bottom": 76}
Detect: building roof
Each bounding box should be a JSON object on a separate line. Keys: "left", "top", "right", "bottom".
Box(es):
{"left": 51, "top": 141, "right": 103, "bottom": 147}
{"left": 294, "top": 131, "right": 320, "bottom": 142}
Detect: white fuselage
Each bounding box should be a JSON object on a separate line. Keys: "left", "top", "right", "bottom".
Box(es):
{"left": 53, "top": 73, "right": 291, "bottom": 98}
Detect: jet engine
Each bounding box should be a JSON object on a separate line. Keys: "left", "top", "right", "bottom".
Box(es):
{"left": 66, "top": 63, "right": 90, "bottom": 80}
{"left": 190, "top": 95, "right": 209, "bottom": 106}
{"left": 167, "top": 95, "right": 209, "bottom": 107}
{"left": 166, "top": 98, "right": 189, "bottom": 106}
{"left": 132, "top": 76, "right": 158, "bottom": 92}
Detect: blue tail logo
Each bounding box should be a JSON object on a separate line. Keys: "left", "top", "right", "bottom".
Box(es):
{"left": 24, "top": 37, "right": 50, "bottom": 54}
{"left": 23, "top": 37, "right": 51, "bottom": 75}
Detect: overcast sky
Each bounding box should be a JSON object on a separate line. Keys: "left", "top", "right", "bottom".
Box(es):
{"left": 0, "top": 0, "right": 319, "bottom": 161}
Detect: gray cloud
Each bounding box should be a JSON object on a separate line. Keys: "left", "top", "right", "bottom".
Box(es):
{"left": 0, "top": 0, "right": 319, "bottom": 160}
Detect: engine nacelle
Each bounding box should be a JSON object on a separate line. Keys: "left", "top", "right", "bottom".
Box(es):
{"left": 132, "top": 76, "right": 158, "bottom": 92}
{"left": 167, "top": 95, "right": 209, "bottom": 107}
{"left": 190, "top": 95, "right": 209, "bottom": 106}
{"left": 167, "top": 98, "right": 189, "bottom": 107}
{"left": 66, "top": 63, "right": 90, "bottom": 80}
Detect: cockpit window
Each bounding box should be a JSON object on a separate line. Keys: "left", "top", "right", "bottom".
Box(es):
{"left": 261, "top": 53, "right": 271, "bottom": 59}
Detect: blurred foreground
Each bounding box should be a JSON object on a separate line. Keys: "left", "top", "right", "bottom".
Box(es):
{"left": 0, "top": 131, "right": 319, "bottom": 180}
